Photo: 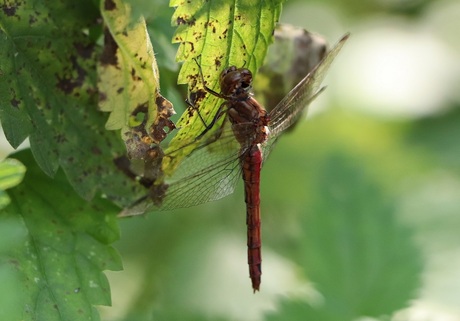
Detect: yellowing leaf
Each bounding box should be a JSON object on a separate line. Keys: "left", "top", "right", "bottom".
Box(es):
{"left": 99, "top": 0, "right": 175, "bottom": 159}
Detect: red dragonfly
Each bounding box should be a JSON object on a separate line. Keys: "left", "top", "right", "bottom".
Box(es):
{"left": 120, "top": 34, "right": 349, "bottom": 292}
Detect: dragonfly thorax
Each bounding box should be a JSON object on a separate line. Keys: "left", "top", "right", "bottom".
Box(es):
{"left": 220, "top": 66, "right": 253, "bottom": 100}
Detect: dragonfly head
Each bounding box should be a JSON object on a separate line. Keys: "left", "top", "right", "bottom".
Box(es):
{"left": 219, "top": 66, "right": 253, "bottom": 99}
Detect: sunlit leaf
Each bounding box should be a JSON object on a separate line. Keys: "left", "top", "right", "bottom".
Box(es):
{"left": 1, "top": 150, "right": 122, "bottom": 321}
{"left": 286, "top": 152, "right": 422, "bottom": 319}
{"left": 99, "top": 0, "right": 175, "bottom": 157}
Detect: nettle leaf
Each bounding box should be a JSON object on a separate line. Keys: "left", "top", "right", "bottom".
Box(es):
{"left": 291, "top": 153, "right": 422, "bottom": 319}
{"left": 2, "top": 150, "right": 122, "bottom": 321}
{"left": 265, "top": 300, "right": 328, "bottom": 321}
{"left": 0, "top": 0, "right": 100, "bottom": 176}
{"left": 165, "top": 0, "right": 283, "bottom": 172}
{"left": 0, "top": 158, "right": 26, "bottom": 209}
{"left": 99, "top": 0, "right": 176, "bottom": 157}
{"left": 0, "top": 218, "right": 27, "bottom": 320}
{"left": 0, "top": 1, "right": 142, "bottom": 204}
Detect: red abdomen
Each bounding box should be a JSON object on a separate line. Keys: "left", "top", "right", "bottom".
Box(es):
{"left": 241, "top": 145, "right": 263, "bottom": 292}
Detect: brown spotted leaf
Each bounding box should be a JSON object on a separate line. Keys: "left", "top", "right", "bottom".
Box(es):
{"left": 99, "top": 0, "right": 175, "bottom": 159}
{"left": 0, "top": 1, "right": 141, "bottom": 202}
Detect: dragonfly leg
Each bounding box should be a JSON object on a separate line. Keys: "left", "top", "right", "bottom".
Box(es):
{"left": 196, "top": 103, "right": 229, "bottom": 139}
{"left": 190, "top": 57, "right": 236, "bottom": 140}
{"left": 186, "top": 92, "right": 229, "bottom": 140}
{"left": 193, "top": 57, "right": 228, "bottom": 99}
{"left": 185, "top": 97, "right": 209, "bottom": 129}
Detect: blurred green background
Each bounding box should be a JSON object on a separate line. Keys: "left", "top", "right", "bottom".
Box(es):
{"left": 2, "top": 0, "right": 460, "bottom": 320}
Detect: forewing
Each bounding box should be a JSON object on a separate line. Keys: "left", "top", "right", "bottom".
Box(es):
{"left": 268, "top": 34, "right": 349, "bottom": 138}
{"left": 159, "top": 131, "right": 242, "bottom": 210}
{"left": 120, "top": 121, "right": 260, "bottom": 215}
{"left": 258, "top": 34, "right": 349, "bottom": 162}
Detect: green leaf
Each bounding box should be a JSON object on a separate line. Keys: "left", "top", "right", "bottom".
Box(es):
{"left": 264, "top": 151, "right": 422, "bottom": 321}
{"left": 0, "top": 219, "right": 27, "bottom": 320}
{"left": 287, "top": 152, "right": 422, "bottom": 320}
{"left": 404, "top": 106, "right": 460, "bottom": 175}
{"left": 1, "top": 150, "right": 122, "bottom": 321}
{"left": 172, "top": 0, "right": 282, "bottom": 73}
{"left": 165, "top": 0, "right": 283, "bottom": 171}
{"left": 127, "top": 0, "right": 180, "bottom": 71}
{"left": 0, "top": 0, "right": 99, "bottom": 176}
{"left": 99, "top": 0, "right": 175, "bottom": 154}
{"left": 0, "top": 158, "right": 26, "bottom": 209}
{"left": 0, "top": 1, "right": 145, "bottom": 204}
{"left": 266, "top": 300, "right": 329, "bottom": 321}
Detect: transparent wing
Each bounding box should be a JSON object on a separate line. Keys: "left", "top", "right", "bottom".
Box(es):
{"left": 268, "top": 34, "right": 349, "bottom": 137}
{"left": 257, "top": 34, "right": 349, "bottom": 162}
{"left": 121, "top": 121, "right": 261, "bottom": 215}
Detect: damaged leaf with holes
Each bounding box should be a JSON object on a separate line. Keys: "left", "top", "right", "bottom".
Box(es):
{"left": 99, "top": 0, "right": 175, "bottom": 161}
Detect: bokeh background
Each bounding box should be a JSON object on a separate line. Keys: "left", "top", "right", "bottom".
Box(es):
{"left": 2, "top": 0, "right": 459, "bottom": 320}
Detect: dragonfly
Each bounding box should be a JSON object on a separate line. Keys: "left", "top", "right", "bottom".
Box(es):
{"left": 120, "top": 34, "right": 349, "bottom": 292}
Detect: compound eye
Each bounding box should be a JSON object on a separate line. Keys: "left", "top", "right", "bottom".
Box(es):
{"left": 241, "top": 81, "right": 250, "bottom": 89}
{"left": 222, "top": 66, "right": 236, "bottom": 76}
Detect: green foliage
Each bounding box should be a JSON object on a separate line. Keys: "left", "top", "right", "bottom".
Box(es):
{"left": 266, "top": 152, "right": 421, "bottom": 321}
{"left": 0, "top": 0, "right": 98, "bottom": 174}
{"left": 0, "top": 218, "right": 27, "bottom": 320}
{"left": 404, "top": 106, "right": 460, "bottom": 175}
{"left": 0, "top": 0, "right": 138, "bottom": 204}
{"left": 309, "top": 153, "right": 420, "bottom": 314}
{"left": 1, "top": 150, "right": 122, "bottom": 321}
{"left": 172, "top": 0, "right": 281, "bottom": 79}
